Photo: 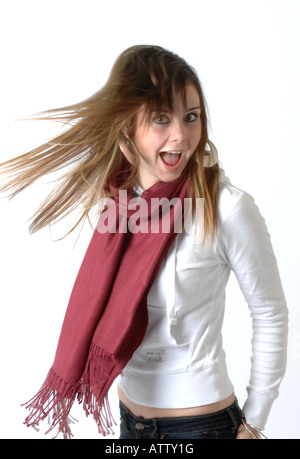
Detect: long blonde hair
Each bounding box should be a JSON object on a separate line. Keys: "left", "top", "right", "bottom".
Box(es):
{"left": 0, "top": 45, "right": 219, "bottom": 239}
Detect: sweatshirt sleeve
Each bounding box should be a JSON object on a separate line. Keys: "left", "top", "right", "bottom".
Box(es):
{"left": 219, "top": 189, "right": 288, "bottom": 430}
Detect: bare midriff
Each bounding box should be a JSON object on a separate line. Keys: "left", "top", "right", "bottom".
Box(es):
{"left": 118, "top": 385, "right": 236, "bottom": 419}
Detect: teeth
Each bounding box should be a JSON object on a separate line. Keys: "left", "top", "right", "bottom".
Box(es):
{"left": 162, "top": 151, "right": 181, "bottom": 155}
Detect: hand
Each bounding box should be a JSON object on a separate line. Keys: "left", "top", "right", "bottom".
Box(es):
{"left": 236, "top": 423, "right": 260, "bottom": 439}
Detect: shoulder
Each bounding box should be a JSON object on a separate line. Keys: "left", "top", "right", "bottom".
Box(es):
{"left": 216, "top": 170, "right": 270, "bottom": 253}
{"left": 217, "top": 169, "right": 257, "bottom": 224}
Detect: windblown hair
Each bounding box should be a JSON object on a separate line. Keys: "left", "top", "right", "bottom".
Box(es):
{"left": 0, "top": 45, "right": 219, "bottom": 239}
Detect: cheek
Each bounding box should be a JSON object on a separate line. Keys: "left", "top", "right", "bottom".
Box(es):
{"left": 134, "top": 130, "right": 163, "bottom": 161}
{"left": 190, "top": 124, "right": 202, "bottom": 149}
{"left": 133, "top": 125, "right": 151, "bottom": 154}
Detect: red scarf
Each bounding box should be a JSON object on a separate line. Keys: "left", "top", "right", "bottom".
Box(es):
{"left": 23, "top": 172, "right": 189, "bottom": 438}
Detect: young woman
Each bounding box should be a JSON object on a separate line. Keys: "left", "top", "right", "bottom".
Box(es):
{"left": 0, "top": 45, "right": 288, "bottom": 439}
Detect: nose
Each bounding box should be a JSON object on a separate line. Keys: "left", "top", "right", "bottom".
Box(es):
{"left": 169, "top": 120, "right": 186, "bottom": 144}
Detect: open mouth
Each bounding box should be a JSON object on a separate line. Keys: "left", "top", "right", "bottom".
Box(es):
{"left": 159, "top": 151, "right": 182, "bottom": 166}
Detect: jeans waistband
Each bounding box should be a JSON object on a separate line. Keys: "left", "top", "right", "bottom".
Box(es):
{"left": 119, "top": 398, "right": 243, "bottom": 431}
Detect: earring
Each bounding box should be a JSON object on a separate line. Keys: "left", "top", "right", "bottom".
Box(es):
{"left": 119, "top": 137, "right": 136, "bottom": 165}
{"left": 119, "top": 137, "right": 131, "bottom": 154}
{"left": 203, "top": 140, "right": 218, "bottom": 167}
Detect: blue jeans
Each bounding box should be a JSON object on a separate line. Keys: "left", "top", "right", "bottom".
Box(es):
{"left": 119, "top": 399, "right": 243, "bottom": 439}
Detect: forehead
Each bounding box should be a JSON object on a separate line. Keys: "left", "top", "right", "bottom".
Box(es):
{"left": 137, "top": 83, "right": 200, "bottom": 121}
{"left": 173, "top": 83, "right": 200, "bottom": 109}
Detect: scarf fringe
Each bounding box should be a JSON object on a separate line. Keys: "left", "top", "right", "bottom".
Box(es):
{"left": 78, "top": 343, "right": 118, "bottom": 436}
{"left": 22, "top": 368, "right": 78, "bottom": 439}
{"left": 23, "top": 345, "right": 118, "bottom": 438}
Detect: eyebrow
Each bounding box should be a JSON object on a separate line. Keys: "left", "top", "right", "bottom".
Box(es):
{"left": 186, "top": 106, "right": 201, "bottom": 112}
{"left": 151, "top": 105, "right": 201, "bottom": 115}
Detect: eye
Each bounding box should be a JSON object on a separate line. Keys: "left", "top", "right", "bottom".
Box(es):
{"left": 153, "top": 114, "right": 169, "bottom": 125}
{"left": 185, "top": 112, "right": 199, "bottom": 122}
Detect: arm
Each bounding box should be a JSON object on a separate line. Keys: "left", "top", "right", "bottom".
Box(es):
{"left": 220, "top": 191, "right": 288, "bottom": 434}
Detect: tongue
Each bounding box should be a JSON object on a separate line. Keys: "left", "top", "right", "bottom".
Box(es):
{"left": 160, "top": 152, "right": 181, "bottom": 166}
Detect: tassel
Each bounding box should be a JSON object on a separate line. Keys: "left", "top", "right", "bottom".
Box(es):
{"left": 79, "top": 391, "right": 116, "bottom": 436}
{"left": 78, "top": 343, "right": 118, "bottom": 436}
{"left": 22, "top": 368, "right": 79, "bottom": 439}
{"left": 23, "top": 344, "right": 119, "bottom": 438}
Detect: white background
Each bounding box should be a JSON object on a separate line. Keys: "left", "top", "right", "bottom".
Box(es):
{"left": 0, "top": 0, "right": 299, "bottom": 439}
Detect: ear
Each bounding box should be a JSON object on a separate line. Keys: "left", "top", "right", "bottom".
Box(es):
{"left": 119, "top": 129, "right": 136, "bottom": 165}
